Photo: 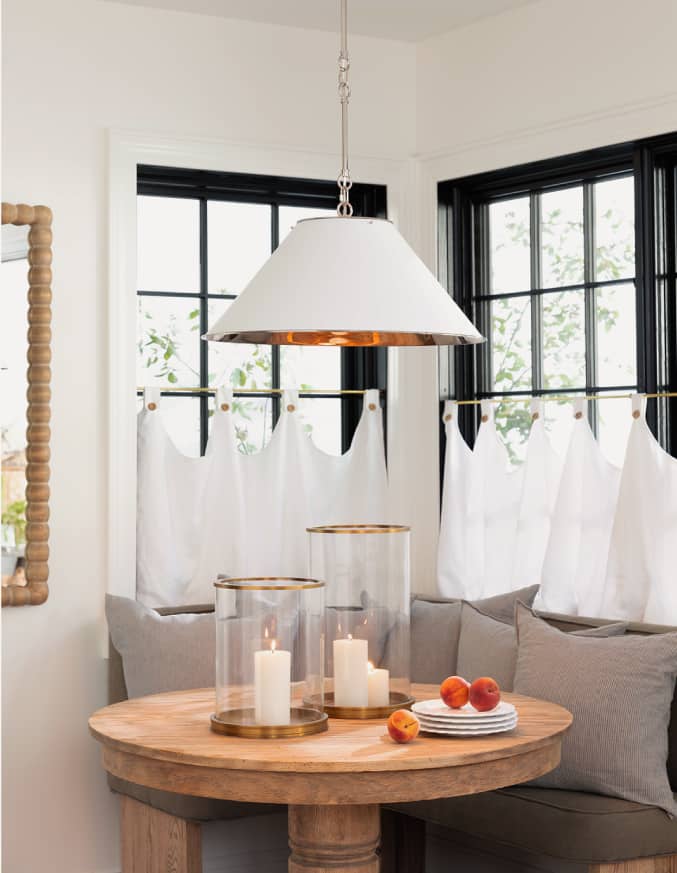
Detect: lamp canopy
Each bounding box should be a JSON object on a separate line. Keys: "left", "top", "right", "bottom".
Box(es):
{"left": 205, "top": 216, "right": 483, "bottom": 347}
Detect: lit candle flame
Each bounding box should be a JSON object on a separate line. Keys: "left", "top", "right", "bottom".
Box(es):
{"left": 368, "top": 661, "right": 375, "bottom": 673}
{"left": 264, "top": 628, "right": 269, "bottom": 640}
{"left": 347, "top": 633, "right": 353, "bottom": 641}
{"left": 271, "top": 639, "right": 277, "bottom": 653}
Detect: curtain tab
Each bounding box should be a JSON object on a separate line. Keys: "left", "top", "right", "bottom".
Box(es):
{"left": 443, "top": 400, "right": 454, "bottom": 423}
{"left": 216, "top": 386, "right": 233, "bottom": 413}
{"left": 143, "top": 387, "right": 161, "bottom": 412}
{"left": 631, "top": 393, "right": 646, "bottom": 420}
{"left": 365, "top": 388, "right": 379, "bottom": 412}
{"left": 480, "top": 399, "right": 492, "bottom": 423}
{"left": 283, "top": 389, "right": 299, "bottom": 413}
{"left": 573, "top": 397, "right": 586, "bottom": 420}
{"left": 530, "top": 398, "right": 543, "bottom": 421}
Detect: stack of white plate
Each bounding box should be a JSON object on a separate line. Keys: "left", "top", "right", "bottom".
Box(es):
{"left": 411, "top": 699, "right": 518, "bottom": 737}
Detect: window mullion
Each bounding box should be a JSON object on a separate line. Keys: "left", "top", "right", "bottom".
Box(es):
{"left": 199, "top": 197, "right": 209, "bottom": 455}
{"left": 270, "top": 203, "right": 281, "bottom": 427}
{"left": 583, "top": 182, "right": 598, "bottom": 433}
{"left": 530, "top": 193, "right": 543, "bottom": 393}
{"left": 477, "top": 202, "right": 491, "bottom": 397}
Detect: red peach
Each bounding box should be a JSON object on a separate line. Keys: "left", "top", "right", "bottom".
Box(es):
{"left": 469, "top": 677, "right": 501, "bottom": 712}
{"left": 387, "top": 709, "right": 420, "bottom": 744}
{"left": 440, "top": 675, "right": 471, "bottom": 709}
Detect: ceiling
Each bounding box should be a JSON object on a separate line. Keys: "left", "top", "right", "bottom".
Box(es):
{"left": 109, "top": 0, "right": 536, "bottom": 42}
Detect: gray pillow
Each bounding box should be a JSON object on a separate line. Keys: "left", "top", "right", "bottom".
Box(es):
{"left": 457, "top": 602, "right": 628, "bottom": 691}
{"left": 106, "top": 594, "right": 215, "bottom": 698}
{"left": 409, "top": 584, "right": 540, "bottom": 684}
{"left": 514, "top": 602, "right": 677, "bottom": 816}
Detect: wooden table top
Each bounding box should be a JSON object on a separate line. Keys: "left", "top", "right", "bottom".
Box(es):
{"left": 89, "top": 685, "right": 571, "bottom": 805}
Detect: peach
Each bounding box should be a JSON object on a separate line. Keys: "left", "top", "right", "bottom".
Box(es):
{"left": 387, "top": 709, "right": 420, "bottom": 744}
{"left": 440, "top": 675, "right": 470, "bottom": 709}
{"left": 469, "top": 677, "right": 501, "bottom": 712}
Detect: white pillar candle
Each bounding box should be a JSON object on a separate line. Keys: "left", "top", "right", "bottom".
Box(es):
{"left": 367, "top": 662, "right": 390, "bottom": 707}
{"left": 254, "top": 641, "right": 291, "bottom": 725}
{"left": 333, "top": 635, "right": 368, "bottom": 707}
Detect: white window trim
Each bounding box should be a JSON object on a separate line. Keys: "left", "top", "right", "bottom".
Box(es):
{"left": 107, "top": 129, "right": 413, "bottom": 603}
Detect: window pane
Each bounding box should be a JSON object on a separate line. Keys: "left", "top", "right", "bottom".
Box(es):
{"left": 596, "top": 395, "right": 632, "bottom": 468}
{"left": 297, "top": 398, "right": 342, "bottom": 455}
{"left": 493, "top": 400, "right": 531, "bottom": 466}
{"left": 489, "top": 197, "right": 530, "bottom": 294}
{"left": 541, "top": 187, "right": 584, "bottom": 288}
{"left": 207, "top": 300, "right": 272, "bottom": 389}
{"left": 596, "top": 282, "right": 637, "bottom": 386}
{"left": 137, "top": 196, "right": 199, "bottom": 292}
{"left": 542, "top": 289, "right": 586, "bottom": 389}
{"left": 279, "top": 206, "right": 334, "bottom": 243}
{"left": 490, "top": 297, "right": 532, "bottom": 391}
{"left": 137, "top": 297, "right": 200, "bottom": 388}
{"left": 544, "top": 399, "right": 574, "bottom": 458}
{"left": 217, "top": 396, "right": 273, "bottom": 455}
{"left": 208, "top": 201, "right": 271, "bottom": 295}
{"left": 594, "top": 176, "right": 635, "bottom": 281}
{"left": 280, "top": 346, "right": 341, "bottom": 390}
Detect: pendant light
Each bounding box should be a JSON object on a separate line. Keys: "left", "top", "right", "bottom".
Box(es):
{"left": 205, "top": 1, "right": 483, "bottom": 348}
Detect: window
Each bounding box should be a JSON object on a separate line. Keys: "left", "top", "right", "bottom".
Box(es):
{"left": 136, "top": 167, "right": 387, "bottom": 456}
{"left": 439, "top": 134, "right": 677, "bottom": 465}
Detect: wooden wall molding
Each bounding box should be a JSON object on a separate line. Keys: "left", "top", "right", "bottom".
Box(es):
{"left": 2, "top": 202, "right": 51, "bottom": 607}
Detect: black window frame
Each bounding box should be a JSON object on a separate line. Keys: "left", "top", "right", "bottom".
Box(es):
{"left": 438, "top": 132, "right": 677, "bottom": 458}
{"left": 137, "top": 165, "right": 388, "bottom": 455}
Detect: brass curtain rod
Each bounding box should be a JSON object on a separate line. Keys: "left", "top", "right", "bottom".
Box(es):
{"left": 450, "top": 391, "right": 677, "bottom": 406}
{"left": 136, "top": 387, "right": 377, "bottom": 395}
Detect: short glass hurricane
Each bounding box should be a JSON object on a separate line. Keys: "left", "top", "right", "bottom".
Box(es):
{"left": 212, "top": 577, "right": 327, "bottom": 739}
{"left": 307, "top": 524, "right": 412, "bottom": 719}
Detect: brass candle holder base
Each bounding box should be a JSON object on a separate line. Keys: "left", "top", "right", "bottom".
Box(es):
{"left": 305, "top": 691, "right": 415, "bottom": 720}
{"left": 210, "top": 707, "right": 328, "bottom": 739}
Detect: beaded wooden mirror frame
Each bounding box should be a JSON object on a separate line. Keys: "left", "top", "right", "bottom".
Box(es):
{"left": 2, "top": 202, "right": 52, "bottom": 607}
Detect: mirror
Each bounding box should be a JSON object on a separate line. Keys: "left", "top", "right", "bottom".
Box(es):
{"left": 1, "top": 203, "right": 52, "bottom": 607}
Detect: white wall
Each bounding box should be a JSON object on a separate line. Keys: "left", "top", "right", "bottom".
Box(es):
{"left": 1, "top": 3, "right": 416, "bottom": 872}
{"left": 416, "top": 0, "right": 677, "bottom": 174}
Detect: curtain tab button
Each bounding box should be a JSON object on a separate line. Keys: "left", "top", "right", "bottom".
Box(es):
{"left": 368, "top": 402, "right": 377, "bottom": 411}
{"left": 147, "top": 402, "right": 157, "bottom": 411}
{"left": 221, "top": 403, "right": 230, "bottom": 412}
{"left": 287, "top": 404, "right": 296, "bottom": 412}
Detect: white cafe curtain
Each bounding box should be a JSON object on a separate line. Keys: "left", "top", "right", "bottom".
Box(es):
{"left": 137, "top": 388, "right": 388, "bottom": 607}
{"left": 601, "top": 395, "right": 677, "bottom": 623}
{"left": 438, "top": 393, "right": 677, "bottom": 623}
{"left": 438, "top": 399, "right": 560, "bottom": 601}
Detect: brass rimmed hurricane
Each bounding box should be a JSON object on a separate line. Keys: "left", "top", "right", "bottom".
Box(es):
{"left": 211, "top": 577, "right": 327, "bottom": 739}
{"left": 308, "top": 524, "right": 412, "bottom": 719}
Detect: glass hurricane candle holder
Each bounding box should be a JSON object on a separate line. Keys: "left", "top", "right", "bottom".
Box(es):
{"left": 211, "top": 577, "right": 327, "bottom": 739}
{"left": 307, "top": 524, "right": 412, "bottom": 718}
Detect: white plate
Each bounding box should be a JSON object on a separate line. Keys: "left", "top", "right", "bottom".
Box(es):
{"left": 416, "top": 714, "right": 517, "bottom": 731}
{"left": 414, "top": 710, "right": 516, "bottom": 726}
{"left": 418, "top": 720, "right": 518, "bottom": 737}
{"left": 412, "top": 699, "right": 516, "bottom": 721}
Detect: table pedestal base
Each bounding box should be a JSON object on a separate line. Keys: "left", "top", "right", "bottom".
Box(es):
{"left": 289, "top": 804, "right": 380, "bottom": 873}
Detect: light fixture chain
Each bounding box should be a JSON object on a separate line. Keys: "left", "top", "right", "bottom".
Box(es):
{"left": 337, "top": 0, "right": 353, "bottom": 217}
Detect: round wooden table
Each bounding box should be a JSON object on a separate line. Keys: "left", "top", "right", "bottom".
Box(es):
{"left": 89, "top": 684, "right": 571, "bottom": 873}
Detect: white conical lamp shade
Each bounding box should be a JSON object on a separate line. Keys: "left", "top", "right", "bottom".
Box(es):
{"left": 205, "top": 216, "right": 483, "bottom": 346}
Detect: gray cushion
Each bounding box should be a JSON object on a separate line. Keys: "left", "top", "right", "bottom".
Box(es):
{"left": 409, "top": 585, "right": 540, "bottom": 684}
{"left": 106, "top": 594, "right": 216, "bottom": 698}
{"left": 457, "top": 603, "right": 628, "bottom": 691}
{"left": 391, "top": 786, "right": 677, "bottom": 863}
{"left": 514, "top": 602, "right": 677, "bottom": 816}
